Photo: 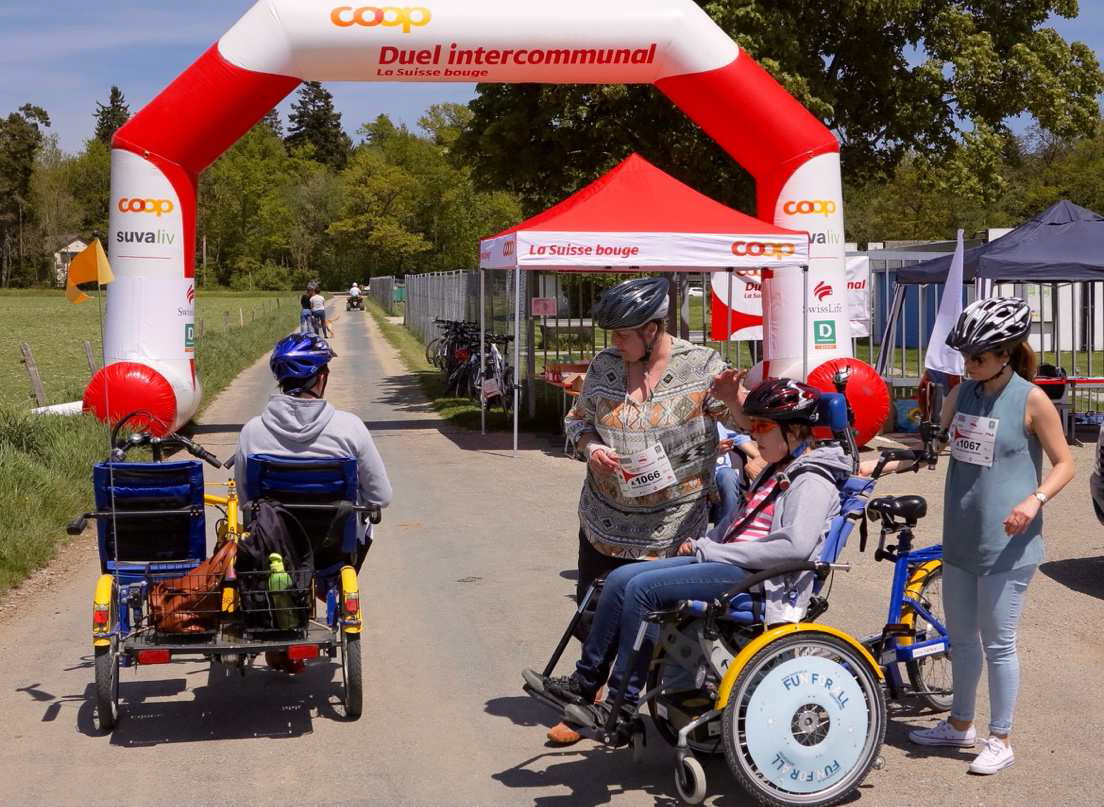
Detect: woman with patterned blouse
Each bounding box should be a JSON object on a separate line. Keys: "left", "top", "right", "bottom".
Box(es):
{"left": 547, "top": 276, "right": 732, "bottom": 744}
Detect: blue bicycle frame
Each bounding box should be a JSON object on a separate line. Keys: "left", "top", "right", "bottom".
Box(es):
{"left": 880, "top": 541, "right": 949, "bottom": 694}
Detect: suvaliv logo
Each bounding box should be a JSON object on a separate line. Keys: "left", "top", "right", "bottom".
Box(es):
{"left": 813, "top": 320, "right": 837, "bottom": 349}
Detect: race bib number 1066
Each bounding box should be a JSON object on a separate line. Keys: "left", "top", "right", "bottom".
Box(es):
{"left": 617, "top": 443, "right": 677, "bottom": 498}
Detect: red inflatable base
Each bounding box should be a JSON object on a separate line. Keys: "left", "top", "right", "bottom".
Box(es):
{"left": 83, "top": 362, "right": 178, "bottom": 436}
{"left": 806, "top": 358, "right": 890, "bottom": 448}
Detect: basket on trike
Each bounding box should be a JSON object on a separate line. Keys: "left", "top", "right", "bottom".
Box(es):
{"left": 71, "top": 413, "right": 380, "bottom": 732}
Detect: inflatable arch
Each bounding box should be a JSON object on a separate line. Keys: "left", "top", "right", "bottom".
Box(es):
{"left": 86, "top": 0, "right": 857, "bottom": 432}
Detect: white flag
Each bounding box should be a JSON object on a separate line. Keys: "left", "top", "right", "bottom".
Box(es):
{"left": 924, "top": 229, "right": 965, "bottom": 376}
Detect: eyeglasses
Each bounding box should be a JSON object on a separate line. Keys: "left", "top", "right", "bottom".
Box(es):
{"left": 960, "top": 351, "right": 986, "bottom": 364}
{"left": 748, "top": 419, "right": 778, "bottom": 435}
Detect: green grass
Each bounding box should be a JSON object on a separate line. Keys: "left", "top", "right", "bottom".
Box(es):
{"left": 365, "top": 298, "right": 515, "bottom": 431}
{"left": 0, "top": 290, "right": 300, "bottom": 596}
{"left": 0, "top": 290, "right": 298, "bottom": 408}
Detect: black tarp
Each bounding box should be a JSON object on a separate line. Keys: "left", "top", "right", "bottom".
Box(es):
{"left": 895, "top": 200, "right": 1104, "bottom": 284}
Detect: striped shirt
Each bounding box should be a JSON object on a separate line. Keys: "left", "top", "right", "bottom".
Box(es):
{"left": 722, "top": 474, "right": 779, "bottom": 543}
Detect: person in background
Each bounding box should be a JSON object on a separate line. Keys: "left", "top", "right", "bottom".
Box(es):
{"left": 299, "top": 281, "right": 316, "bottom": 334}
{"left": 711, "top": 422, "right": 765, "bottom": 530}
{"left": 309, "top": 283, "right": 331, "bottom": 338}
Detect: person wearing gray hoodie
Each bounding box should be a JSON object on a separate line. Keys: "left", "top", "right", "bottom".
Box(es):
{"left": 524, "top": 379, "right": 849, "bottom": 726}
{"left": 234, "top": 334, "right": 392, "bottom": 520}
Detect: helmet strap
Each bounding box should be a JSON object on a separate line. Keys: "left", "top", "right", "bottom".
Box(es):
{"left": 638, "top": 323, "right": 660, "bottom": 363}
{"left": 976, "top": 361, "right": 1010, "bottom": 387}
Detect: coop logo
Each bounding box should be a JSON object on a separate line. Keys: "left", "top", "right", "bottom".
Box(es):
{"left": 783, "top": 199, "right": 837, "bottom": 217}
{"left": 330, "top": 6, "right": 431, "bottom": 32}
{"left": 813, "top": 281, "right": 832, "bottom": 301}
{"left": 117, "top": 197, "right": 175, "bottom": 217}
{"left": 502, "top": 241, "right": 514, "bottom": 257}
{"left": 731, "top": 241, "right": 796, "bottom": 259}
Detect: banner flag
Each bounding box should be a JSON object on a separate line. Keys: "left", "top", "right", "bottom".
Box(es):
{"left": 65, "top": 239, "right": 115, "bottom": 304}
{"left": 924, "top": 229, "right": 965, "bottom": 376}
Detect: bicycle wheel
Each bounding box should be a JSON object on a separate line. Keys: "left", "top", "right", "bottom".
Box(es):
{"left": 723, "top": 632, "right": 885, "bottom": 807}
{"left": 904, "top": 564, "right": 953, "bottom": 712}
{"left": 341, "top": 631, "right": 363, "bottom": 719}
{"left": 501, "top": 367, "right": 515, "bottom": 414}
{"left": 425, "top": 337, "right": 442, "bottom": 368}
{"left": 94, "top": 641, "right": 120, "bottom": 732}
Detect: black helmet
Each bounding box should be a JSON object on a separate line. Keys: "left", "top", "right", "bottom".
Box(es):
{"left": 945, "top": 297, "right": 1031, "bottom": 355}
{"left": 593, "top": 277, "right": 670, "bottom": 330}
{"left": 743, "top": 378, "right": 822, "bottom": 425}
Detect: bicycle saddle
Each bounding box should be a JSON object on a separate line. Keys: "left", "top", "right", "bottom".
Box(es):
{"left": 868, "top": 495, "right": 927, "bottom": 523}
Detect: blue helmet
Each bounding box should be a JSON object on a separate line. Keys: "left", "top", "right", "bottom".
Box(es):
{"left": 270, "top": 334, "right": 336, "bottom": 392}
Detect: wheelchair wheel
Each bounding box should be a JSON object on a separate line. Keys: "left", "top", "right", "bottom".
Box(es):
{"left": 674, "top": 754, "right": 707, "bottom": 804}
{"left": 647, "top": 658, "right": 724, "bottom": 757}
{"left": 341, "top": 631, "right": 363, "bottom": 719}
{"left": 94, "top": 641, "right": 120, "bottom": 732}
{"left": 904, "top": 565, "right": 953, "bottom": 712}
{"left": 722, "top": 633, "right": 885, "bottom": 807}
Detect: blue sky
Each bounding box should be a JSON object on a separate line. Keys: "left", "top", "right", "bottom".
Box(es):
{"left": 1, "top": 1, "right": 1101, "bottom": 155}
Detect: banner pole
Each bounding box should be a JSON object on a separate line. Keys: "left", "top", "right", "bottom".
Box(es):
{"left": 480, "top": 268, "right": 486, "bottom": 436}
{"left": 514, "top": 265, "right": 521, "bottom": 457}
{"left": 802, "top": 265, "right": 809, "bottom": 380}
{"left": 726, "top": 269, "right": 733, "bottom": 365}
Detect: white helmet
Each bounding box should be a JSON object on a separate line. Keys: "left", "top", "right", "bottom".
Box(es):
{"left": 946, "top": 297, "right": 1031, "bottom": 355}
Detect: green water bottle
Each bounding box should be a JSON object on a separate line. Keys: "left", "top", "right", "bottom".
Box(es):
{"left": 267, "top": 552, "right": 295, "bottom": 630}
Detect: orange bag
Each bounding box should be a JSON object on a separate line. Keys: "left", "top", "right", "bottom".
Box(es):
{"left": 149, "top": 541, "right": 237, "bottom": 633}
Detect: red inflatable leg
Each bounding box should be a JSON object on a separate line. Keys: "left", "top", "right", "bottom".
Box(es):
{"left": 83, "top": 362, "right": 178, "bottom": 436}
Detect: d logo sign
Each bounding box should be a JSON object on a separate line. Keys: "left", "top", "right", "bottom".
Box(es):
{"left": 331, "top": 6, "right": 432, "bottom": 32}
{"left": 118, "top": 197, "right": 175, "bottom": 216}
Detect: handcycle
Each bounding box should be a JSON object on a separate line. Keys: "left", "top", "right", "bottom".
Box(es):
{"left": 345, "top": 294, "right": 364, "bottom": 311}
{"left": 71, "top": 411, "right": 380, "bottom": 732}
{"left": 524, "top": 392, "right": 951, "bottom": 806}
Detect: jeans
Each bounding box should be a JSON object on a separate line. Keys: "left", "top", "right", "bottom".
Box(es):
{"left": 299, "top": 309, "right": 312, "bottom": 334}
{"left": 942, "top": 562, "right": 1036, "bottom": 735}
{"left": 575, "top": 556, "right": 748, "bottom": 704}
{"left": 709, "top": 465, "right": 743, "bottom": 528}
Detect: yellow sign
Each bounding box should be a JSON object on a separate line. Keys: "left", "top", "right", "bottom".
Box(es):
{"left": 65, "top": 239, "right": 114, "bottom": 304}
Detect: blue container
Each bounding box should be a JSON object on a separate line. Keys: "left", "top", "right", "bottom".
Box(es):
{"left": 894, "top": 399, "right": 921, "bottom": 433}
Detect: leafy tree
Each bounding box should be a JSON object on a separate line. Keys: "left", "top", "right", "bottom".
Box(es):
{"left": 0, "top": 104, "right": 51, "bottom": 286}
{"left": 30, "top": 135, "right": 83, "bottom": 283}
{"left": 456, "top": 1, "right": 1103, "bottom": 213}
{"left": 67, "top": 138, "right": 111, "bottom": 238}
{"left": 285, "top": 82, "right": 351, "bottom": 170}
{"left": 260, "top": 108, "right": 284, "bottom": 139}
{"left": 93, "top": 86, "right": 130, "bottom": 145}
{"left": 418, "top": 102, "right": 474, "bottom": 149}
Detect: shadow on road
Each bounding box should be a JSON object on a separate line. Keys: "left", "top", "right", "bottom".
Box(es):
{"left": 1040, "top": 555, "right": 1104, "bottom": 600}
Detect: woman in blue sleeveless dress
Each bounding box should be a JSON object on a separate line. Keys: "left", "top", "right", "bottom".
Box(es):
{"left": 874, "top": 297, "right": 1074, "bottom": 774}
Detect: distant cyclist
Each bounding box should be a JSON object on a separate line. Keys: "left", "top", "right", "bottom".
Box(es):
{"left": 309, "top": 282, "right": 330, "bottom": 337}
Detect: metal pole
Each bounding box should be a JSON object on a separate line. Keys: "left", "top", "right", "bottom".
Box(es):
{"left": 480, "top": 269, "right": 486, "bottom": 436}
{"left": 802, "top": 265, "right": 809, "bottom": 380}
{"left": 875, "top": 284, "right": 906, "bottom": 376}
{"left": 726, "top": 269, "right": 733, "bottom": 364}
{"left": 514, "top": 266, "right": 521, "bottom": 457}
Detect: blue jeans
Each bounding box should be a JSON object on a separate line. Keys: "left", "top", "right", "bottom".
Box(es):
{"left": 299, "top": 309, "right": 312, "bottom": 334}
{"left": 942, "top": 562, "right": 1036, "bottom": 735}
{"left": 575, "top": 556, "right": 748, "bottom": 704}
{"left": 710, "top": 465, "right": 743, "bottom": 528}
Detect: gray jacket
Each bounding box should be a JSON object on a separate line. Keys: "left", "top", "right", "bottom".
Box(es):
{"left": 688, "top": 445, "right": 851, "bottom": 623}
{"left": 234, "top": 394, "right": 393, "bottom": 513}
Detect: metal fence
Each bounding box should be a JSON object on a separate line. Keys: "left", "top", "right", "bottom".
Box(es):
{"left": 369, "top": 276, "right": 396, "bottom": 315}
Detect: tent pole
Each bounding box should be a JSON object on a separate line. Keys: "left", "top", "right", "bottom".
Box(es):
{"left": 480, "top": 268, "right": 486, "bottom": 436}
{"left": 802, "top": 265, "right": 809, "bottom": 380}
{"left": 875, "top": 285, "right": 906, "bottom": 376}
{"left": 726, "top": 269, "right": 733, "bottom": 365}
{"left": 514, "top": 265, "right": 521, "bottom": 457}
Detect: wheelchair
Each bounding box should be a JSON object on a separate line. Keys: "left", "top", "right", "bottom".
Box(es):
{"left": 346, "top": 294, "right": 364, "bottom": 311}
{"left": 525, "top": 392, "right": 947, "bottom": 806}
{"left": 73, "top": 413, "right": 380, "bottom": 732}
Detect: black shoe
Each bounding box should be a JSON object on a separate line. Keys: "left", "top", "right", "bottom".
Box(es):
{"left": 522, "top": 669, "right": 596, "bottom": 706}
{"left": 564, "top": 699, "right": 637, "bottom": 730}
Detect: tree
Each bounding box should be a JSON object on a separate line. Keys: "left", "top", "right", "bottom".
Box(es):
{"left": 456, "top": 1, "right": 1103, "bottom": 213}
{"left": 0, "top": 104, "right": 51, "bottom": 286}
{"left": 93, "top": 86, "right": 130, "bottom": 145}
{"left": 285, "top": 82, "right": 351, "bottom": 170}
{"left": 261, "top": 108, "right": 284, "bottom": 139}
{"left": 418, "top": 102, "right": 473, "bottom": 149}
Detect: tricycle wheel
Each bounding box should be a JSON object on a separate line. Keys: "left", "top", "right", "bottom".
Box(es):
{"left": 94, "top": 643, "right": 119, "bottom": 732}
{"left": 674, "top": 754, "right": 707, "bottom": 804}
{"left": 341, "top": 631, "right": 363, "bottom": 719}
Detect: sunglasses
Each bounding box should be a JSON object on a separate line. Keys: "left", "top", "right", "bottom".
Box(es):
{"left": 748, "top": 419, "right": 778, "bottom": 435}
{"left": 960, "top": 351, "right": 987, "bottom": 364}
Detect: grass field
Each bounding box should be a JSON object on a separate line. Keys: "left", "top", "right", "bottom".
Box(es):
{"left": 0, "top": 290, "right": 298, "bottom": 408}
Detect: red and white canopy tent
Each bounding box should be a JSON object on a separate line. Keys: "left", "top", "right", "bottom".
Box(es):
{"left": 477, "top": 154, "right": 812, "bottom": 452}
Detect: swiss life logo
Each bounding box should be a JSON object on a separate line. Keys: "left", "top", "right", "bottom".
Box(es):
{"left": 813, "top": 281, "right": 833, "bottom": 301}
{"left": 186, "top": 284, "right": 195, "bottom": 304}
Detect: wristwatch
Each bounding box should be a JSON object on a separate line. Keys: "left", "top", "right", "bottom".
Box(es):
{"left": 1033, "top": 490, "right": 1048, "bottom": 505}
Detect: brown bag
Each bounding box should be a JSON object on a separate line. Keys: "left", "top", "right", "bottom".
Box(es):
{"left": 149, "top": 541, "right": 237, "bottom": 633}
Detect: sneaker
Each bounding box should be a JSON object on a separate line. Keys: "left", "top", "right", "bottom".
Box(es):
{"left": 908, "top": 719, "right": 977, "bottom": 748}
{"left": 564, "top": 699, "right": 636, "bottom": 731}
{"left": 968, "top": 737, "right": 1015, "bottom": 775}
{"left": 522, "top": 669, "right": 596, "bottom": 706}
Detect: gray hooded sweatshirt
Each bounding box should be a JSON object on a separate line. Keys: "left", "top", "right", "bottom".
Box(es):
{"left": 234, "top": 394, "right": 392, "bottom": 514}
{"left": 688, "top": 445, "right": 852, "bottom": 623}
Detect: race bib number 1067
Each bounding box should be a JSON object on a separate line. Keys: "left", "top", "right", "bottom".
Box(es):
{"left": 950, "top": 413, "right": 998, "bottom": 468}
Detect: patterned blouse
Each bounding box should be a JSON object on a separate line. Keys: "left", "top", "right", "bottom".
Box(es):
{"left": 565, "top": 338, "right": 729, "bottom": 559}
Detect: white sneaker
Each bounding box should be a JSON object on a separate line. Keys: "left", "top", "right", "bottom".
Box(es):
{"left": 968, "top": 737, "right": 1015, "bottom": 774}
{"left": 908, "top": 719, "right": 977, "bottom": 747}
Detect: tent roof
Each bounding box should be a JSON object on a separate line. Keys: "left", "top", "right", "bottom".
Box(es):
{"left": 896, "top": 200, "right": 1104, "bottom": 283}
{"left": 479, "top": 153, "right": 809, "bottom": 270}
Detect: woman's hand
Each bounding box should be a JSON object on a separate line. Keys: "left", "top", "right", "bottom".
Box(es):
{"left": 717, "top": 438, "right": 736, "bottom": 456}
{"left": 711, "top": 368, "right": 748, "bottom": 407}
{"left": 1003, "top": 496, "right": 1041, "bottom": 535}
{"left": 587, "top": 445, "right": 621, "bottom": 476}
{"left": 676, "top": 540, "right": 695, "bottom": 556}
{"left": 744, "top": 455, "right": 768, "bottom": 481}
{"left": 858, "top": 459, "right": 879, "bottom": 477}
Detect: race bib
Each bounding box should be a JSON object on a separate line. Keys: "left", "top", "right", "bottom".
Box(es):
{"left": 950, "top": 413, "right": 998, "bottom": 467}
{"left": 481, "top": 378, "right": 500, "bottom": 399}
{"left": 617, "top": 442, "right": 678, "bottom": 497}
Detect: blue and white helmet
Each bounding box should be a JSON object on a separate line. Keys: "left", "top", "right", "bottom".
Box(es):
{"left": 946, "top": 297, "right": 1031, "bottom": 355}
{"left": 270, "top": 334, "right": 336, "bottom": 392}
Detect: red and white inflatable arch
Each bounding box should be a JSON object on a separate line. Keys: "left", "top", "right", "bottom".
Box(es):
{"left": 86, "top": 0, "right": 861, "bottom": 433}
